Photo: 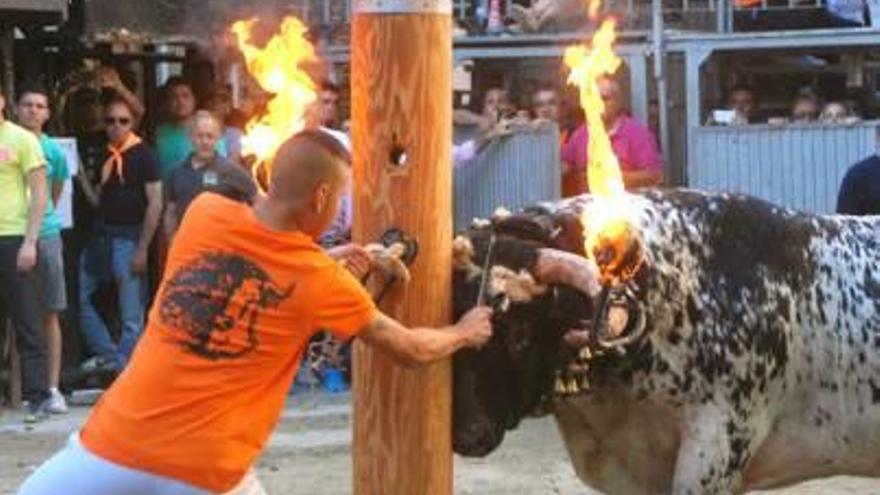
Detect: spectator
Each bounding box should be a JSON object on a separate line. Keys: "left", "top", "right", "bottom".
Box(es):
{"left": 820, "top": 101, "right": 859, "bottom": 124}
{"left": 164, "top": 111, "right": 256, "bottom": 239}
{"left": 317, "top": 129, "right": 353, "bottom": 248}
{"left": 155, "top": 77, "right": 226, "bottom": 179}
{"left": 454, "top": 87, "right": 511, "bottom": 131}
{"left": 57, "top": 82, "right": 111, "bottom": 365}
{"left": 561, "top": 77, "right": 663, "bottom": 196}
{"left": 827, "top": 0, "right": 867, "bottom": 26}
{"left": 317, "top": 81, "right": 342, "bottom": 130}
{"left": 836, "top": 126, "right": 880, "bottom": 215}
{"left": 79, "top": 97, "right": 162, "bottom": 373}
{"left": 16, "top": 86, "right": 70, "bottom": 414}
{"left": 726, "top": 84, "right": 757, "bottom": 125}
{"left": 532, "top": 87, "right": 560, "bottom": 123}
{"left": 204, "top": 86, "right": 244, "bottom": 165}
{"left": 57, "top": 66, "right": 144, "bottom": 135}
{"left": 453, "top": 87, "right": 516, "bottom": 167}
{"left": 791, "top": 95, "right": 820, "bottom": 123}
{"left": 0, "top": 87, "right": 51, "bottom": 421}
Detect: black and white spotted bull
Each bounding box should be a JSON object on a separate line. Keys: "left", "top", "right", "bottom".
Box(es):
{"left": 451, "top": 188, "right": 880, "bottom": 494}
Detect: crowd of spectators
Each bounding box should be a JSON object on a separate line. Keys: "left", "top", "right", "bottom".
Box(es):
{"left": 453, "top": 77, "right": 664, "bottom": 196}
{"left": 712, "top": 84, "right": 863, "bottom": 126}
{"left": 0, "top": 65, "right": 358, "bottom": 419}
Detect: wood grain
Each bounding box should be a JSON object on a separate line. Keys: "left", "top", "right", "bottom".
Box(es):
{"left": 351, "top": 11, "right": 453, "bottom": 495}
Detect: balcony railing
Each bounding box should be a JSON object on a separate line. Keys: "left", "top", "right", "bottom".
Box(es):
{"left": 298, "top": 0, "right": 877, "bottom": 46}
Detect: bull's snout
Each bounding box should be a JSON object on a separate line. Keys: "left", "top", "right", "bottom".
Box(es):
{"left": 453, "top": 419, "right": 504, "bottom": 457}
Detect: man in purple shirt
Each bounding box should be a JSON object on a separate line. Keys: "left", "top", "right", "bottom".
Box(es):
{"left": 561, "top": 77, "right": 663, "bottom": 195}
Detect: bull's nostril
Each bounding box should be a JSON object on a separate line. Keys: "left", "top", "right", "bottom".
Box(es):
{"left": 453, "top": 420, "right": 502, "bottom": 457}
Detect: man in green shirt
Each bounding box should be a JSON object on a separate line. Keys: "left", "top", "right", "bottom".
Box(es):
{"left": 0, "top": 87, "right": 51, "bottom": 421}
{"left": 155, "top": 77, "right": 226, "bottom": 179}
{"left": 17, "top": 85, "right": 71, "bottom": 414}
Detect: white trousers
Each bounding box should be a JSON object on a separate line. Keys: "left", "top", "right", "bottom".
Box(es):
{"left": 17, "top": 433, "right": 267, "bottom": 495}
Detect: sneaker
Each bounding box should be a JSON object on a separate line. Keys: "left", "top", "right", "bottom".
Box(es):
{"left": 46, "top": 388, "right": 68, "bottom": 414}
{"left": 79, "top": 356, "right": 118, "bottom": 374}
{"left": 24, "top": 397, "right": 51, "bottom": 425}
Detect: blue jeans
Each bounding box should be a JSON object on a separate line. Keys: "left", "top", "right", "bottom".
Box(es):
{"left": 78, "top": 226, "right": 146, "bottom": 369}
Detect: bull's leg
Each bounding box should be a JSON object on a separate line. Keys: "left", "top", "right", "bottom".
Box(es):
{"left": 672, "top": 405, "right": 761, "bottom": 495}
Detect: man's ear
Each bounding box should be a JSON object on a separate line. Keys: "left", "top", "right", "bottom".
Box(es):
{"left": 314, "top": 182, "right": 330, "bottom": 213}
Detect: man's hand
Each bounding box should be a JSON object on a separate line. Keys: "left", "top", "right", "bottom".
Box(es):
{"left": 454, "top": 306, "right": 493, "bottom": 348}
{"left": 99, "top": 67, "right": 124, "bottom": 89}
{"left": 16, "top": 240, "right": 38, "bottom": 272}
{"left": 131, "top": 247, "right": 148, "bottom": 276}
{"left": 328, "top": 243, "right": 372, "bottom": 279}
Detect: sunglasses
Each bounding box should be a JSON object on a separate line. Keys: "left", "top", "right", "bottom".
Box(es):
{"left": 105, "top": 117, "right": 132, "bottom": 126}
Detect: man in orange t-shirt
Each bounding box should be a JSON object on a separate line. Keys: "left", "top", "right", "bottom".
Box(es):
{"left": 18, "top": 130, "right": 492, "bottom": 495}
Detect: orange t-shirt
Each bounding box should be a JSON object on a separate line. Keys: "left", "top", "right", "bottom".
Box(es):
{"left": 80, "top": 193, "right": 378, "bottom": 492}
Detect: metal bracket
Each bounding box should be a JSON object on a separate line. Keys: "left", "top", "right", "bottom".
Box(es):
{"left": 352, "top": 0, "right": 452, "bottom": 15}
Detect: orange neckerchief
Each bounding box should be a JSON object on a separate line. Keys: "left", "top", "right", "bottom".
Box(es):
{"left": 101, "top": 133, "right": 142, "bottom": 185}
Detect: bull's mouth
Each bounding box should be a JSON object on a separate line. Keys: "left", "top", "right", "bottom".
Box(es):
{"left": 549, "top": 281, "right": 648, "bottom": 400}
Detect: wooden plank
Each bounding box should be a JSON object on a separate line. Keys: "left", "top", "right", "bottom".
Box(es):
{"left": 0, "top": 0, "right": 66, "bottom": 15}
{"left": 351, "top": 8, "right": 453, "bottom": 495}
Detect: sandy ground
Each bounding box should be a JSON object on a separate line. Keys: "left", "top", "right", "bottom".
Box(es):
{"left": 2, "top": 391, "right": 879, "bottom": 495}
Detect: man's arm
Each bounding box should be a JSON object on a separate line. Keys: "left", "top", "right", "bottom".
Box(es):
{"left": 101, "top": 68, "right": 145, "bottom": 123}
{"left": 19, "top": 168, "right": 48, "bottom": 271}
{"left": 51, "top": 179, "right": 64, "bottom": 205}
{"left": 453, "top": 109, "right": 489, "bottom": 128}
{"left": 163, "top": 201, "right": 179, "bottom": 240}
{"left": 622, "top": 168, "right": 663, "bottom": 189}
{"left": 51, "top": 149, "right": 70, "bottom": 205}
{"left": 77, "top": 172, "right": 100, "bottom": 208}
{"left": 359, "top": 307, "right": 492, "bottom": 368}
{"left": 623, "top": 124, "right": 664, "bottom": 189}
{"left": 131, "top": 181, "right": 162, "bottom": 275}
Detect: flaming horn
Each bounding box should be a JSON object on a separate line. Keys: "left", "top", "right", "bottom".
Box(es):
{"left": 563, "top": 7, "right": 645, "bottom": 284}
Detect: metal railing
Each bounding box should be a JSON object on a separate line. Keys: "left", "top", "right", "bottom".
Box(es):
{"left": 301, "top": 0, "right": 875, "bottom": 39}
{"left": 689, "top": 121, "right": 878, "bottom": 214}
{"left": 454, "top": 125, "right": 561, "bottom": 230}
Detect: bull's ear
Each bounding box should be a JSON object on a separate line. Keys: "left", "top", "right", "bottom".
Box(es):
{"left": 552, "top": 212, "right": 586, "bottom": 257}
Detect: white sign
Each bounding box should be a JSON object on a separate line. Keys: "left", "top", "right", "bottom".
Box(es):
{"left": 52, "top": 137, "right": 81, "bottom": 230}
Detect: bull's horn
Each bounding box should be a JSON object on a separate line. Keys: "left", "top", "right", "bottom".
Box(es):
{"left": 534, "top": 248, "right": 602, "bottom": 298}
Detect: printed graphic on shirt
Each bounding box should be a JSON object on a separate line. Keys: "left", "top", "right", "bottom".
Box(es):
{"left": 159, "top": 251, "right": 294, "bottom": 359}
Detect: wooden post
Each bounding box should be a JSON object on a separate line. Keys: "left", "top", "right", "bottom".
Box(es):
{"left": 0, "top": 23, "right": 15, "bottom": 102}
{"left": 351, "top": 1, "right": 453, "bottom": 494}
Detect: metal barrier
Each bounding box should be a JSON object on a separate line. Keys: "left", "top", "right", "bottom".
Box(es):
{"left": 454, "top": 124, "right": 561, "bottom": 230}
{"left": 689, "top": 122, "right": 878, "bottom": 214}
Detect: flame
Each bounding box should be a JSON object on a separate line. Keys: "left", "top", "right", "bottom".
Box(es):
{"left": 564, "top": 10, "right": 636, "bottom": 280}
{"left": 231, "top": 17, "right": 318, "bottom": 191}
{"left": 587, "top": 0, "right": 602, "bottom": 20}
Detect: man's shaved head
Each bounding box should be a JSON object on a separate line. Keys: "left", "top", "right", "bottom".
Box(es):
{"left": 269, "top": 130, "right": 351, "bottom": 206}
{"left": 262, "top": 130, "right": 352, "bottom": 238}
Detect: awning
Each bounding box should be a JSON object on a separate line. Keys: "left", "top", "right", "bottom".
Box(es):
{"left": 82, "top": 0, "right": 309, "bottom": 43}
{"left": 0, "top": 0, "right": 68, "bottom": 23}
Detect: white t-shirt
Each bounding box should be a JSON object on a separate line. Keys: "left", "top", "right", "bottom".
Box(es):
{"left": 827, "top": 0, "right": 865, "bottom": 24}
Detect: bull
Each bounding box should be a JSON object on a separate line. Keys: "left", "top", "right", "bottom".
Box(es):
{"left": 452, "top": 189, "right": 880, "bottom": 494}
